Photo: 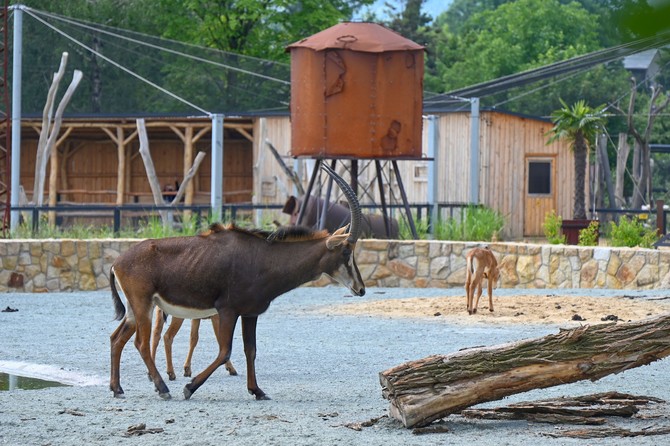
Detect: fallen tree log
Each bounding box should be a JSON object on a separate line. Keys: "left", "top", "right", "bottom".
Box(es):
{"left": 379, "top": 313, "right": 670, "bottom": 428}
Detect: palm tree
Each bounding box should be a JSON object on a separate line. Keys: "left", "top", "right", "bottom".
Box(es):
{"left": 547, "top": 99, "right": 607, "bottom": 220}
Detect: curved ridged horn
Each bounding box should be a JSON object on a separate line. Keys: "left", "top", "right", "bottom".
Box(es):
{"left": 321, "top": 163, "right": 362, "bottom": 243}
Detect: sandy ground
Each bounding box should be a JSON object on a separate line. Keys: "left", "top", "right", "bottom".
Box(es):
{"left": 1, "top": 287, "right": 670, "bottom": 446}
{"left": 320, "top": 290, "right": 670, "bottom": 326}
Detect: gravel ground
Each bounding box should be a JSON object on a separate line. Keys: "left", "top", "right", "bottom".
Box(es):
{"left": 1, "top": 286, "right": 669, "bottom": 445}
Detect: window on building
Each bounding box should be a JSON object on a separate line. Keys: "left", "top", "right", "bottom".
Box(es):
{"left": 528, "top": 160, "right": 551, "bottom": 195}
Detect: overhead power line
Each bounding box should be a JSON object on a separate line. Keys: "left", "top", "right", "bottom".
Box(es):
{"left": 428, "top": 31, "right": 670, "bottom": 102}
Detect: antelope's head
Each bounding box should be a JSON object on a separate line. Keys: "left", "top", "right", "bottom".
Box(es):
{"left": 321, "top": 163, "right": 366, "bottom": 297}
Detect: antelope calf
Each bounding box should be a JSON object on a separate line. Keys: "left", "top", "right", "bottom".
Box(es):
{"left": 465, "top": 246, "right": 500, "bottom": 315}
{"left": 150, "top": 310, "right": 237, "bottom": 380}
{"left": 109, "top": 163, "right": 365, "bottom": 401}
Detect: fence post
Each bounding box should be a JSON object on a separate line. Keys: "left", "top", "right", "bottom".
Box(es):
{"left": 656, "top": 200, "right": 666, "bottom": 235}
{"left": 113, "top": 208, "right": 121, "bottom": 236}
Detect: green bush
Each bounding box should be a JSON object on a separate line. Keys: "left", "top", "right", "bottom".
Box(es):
{"left": 609, "top": 215, "right": 659, "bottom": 248}
{"left": 432, "top": 205, "right": 505, "bottom": 241}
{"left": 543, "top": 210, "right": 566, "bottom": 244}
{"left": 578, "top": 220, "right": 599, "bottom": 246}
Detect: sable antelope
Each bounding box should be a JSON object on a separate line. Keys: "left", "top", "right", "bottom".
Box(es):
{"left": 150, "top": 309, "right": 237, "bottom": 380}
{"left": 464, "top": 246, "right": 500, "bottom": 315}
{"left": 282, "top": 195, "right": 399, "bottom": 239}
{"left": 109, "top": 163, "right": 365, "bottom": 400}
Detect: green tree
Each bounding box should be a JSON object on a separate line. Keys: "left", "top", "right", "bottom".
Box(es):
{"left": 426, "top": 0, "right": 633, "bottom": 115}
{"left": 547, "top": 99, "right": 607, "bottom": 220}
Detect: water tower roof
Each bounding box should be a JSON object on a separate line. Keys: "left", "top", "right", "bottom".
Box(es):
{"left": 286, "top": 22, "right": 424, "bottom": 53}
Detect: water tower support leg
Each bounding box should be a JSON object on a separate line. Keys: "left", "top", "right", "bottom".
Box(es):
{"left": 296, "top": 159, "right": 321, "bottom": 226}
{"left": 375, "top": 160, "right": 392, "bottom": 238}
{"left": 392, "top": 160, "right": 418, "bottom": 239}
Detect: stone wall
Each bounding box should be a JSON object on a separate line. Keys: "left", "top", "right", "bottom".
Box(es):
{"left": 1, "top": 239, "right": 669, "bottom": 293}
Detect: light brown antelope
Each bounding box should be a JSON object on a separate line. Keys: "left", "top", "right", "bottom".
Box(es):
{"left": 465, "top": 246, "right": 500, "bottom": 315}
{"left": 109, "top": 163, "right": 365, "bottom": 400}
{"left": 150, "top": 309, "right": 237, "bottom": 380}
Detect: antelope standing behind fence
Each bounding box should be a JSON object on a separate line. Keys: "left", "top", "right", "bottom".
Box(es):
{"left": 109, "top": 163, "right": 365, "bottom": 400}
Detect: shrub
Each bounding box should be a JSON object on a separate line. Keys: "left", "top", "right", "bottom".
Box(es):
{"left": 609, "top": 215, "right": 659, "bottom": 248}
{"left": 543, "top": 210, "right": 566, "bottom": 244}
{"left": 433, "top": 205, "right": 505, "bottom": 241}
{"left": 578, "top": 220, "right": 599, "bottom": 246}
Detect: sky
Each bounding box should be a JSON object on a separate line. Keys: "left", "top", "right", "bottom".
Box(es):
{"left": 358, "top": 0, "right": 454, "bottom": 20}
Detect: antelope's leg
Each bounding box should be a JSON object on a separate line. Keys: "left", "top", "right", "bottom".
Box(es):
{"left": 488, "top": 278, "right": 495, "bottom": 312}
{"left": 183, "top": 318, "right": 200, "bottom": 377}
{"left": 241, "top": 315, "right": 269, "bottom": 400}
{"left": 110, "top": 317, "right": 136, "bottom": 398}
{"left": 132, "top": 302, "right": 171, "bottom": 399}
{"left": 183, "top": 309, "right": 237, "bottom": 400}
{"left": 473, "top": 275, "right": 484, "bottom": 314}
{"left": 465, "top": 275, "right": 473, "bottom": 314}
{"left": 150, "top": 309, "right": 165, "bottom": 379}
{"left": 163, "top": 317, "right": 185, "bottom": 380}
{"left": 211, "top": 315, "right": 238, "bottom": 376}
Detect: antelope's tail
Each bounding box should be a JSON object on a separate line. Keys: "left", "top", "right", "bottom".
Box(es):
{"left": 110, "top": 267, "right": 126, "bottom": 321}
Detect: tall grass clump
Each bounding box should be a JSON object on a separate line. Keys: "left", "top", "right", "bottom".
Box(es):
{"left": 433, "top": 205, "right": 504, "bottom": 241}
{"left": 543, "top": 210, "right": 566, "bottom": 244}
{"left": 609, "top": 215, "right": 659, "bottom": 248}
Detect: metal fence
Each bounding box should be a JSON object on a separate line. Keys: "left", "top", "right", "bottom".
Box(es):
{"left": 10, "top": 202, "right": 474, "bottom": 237}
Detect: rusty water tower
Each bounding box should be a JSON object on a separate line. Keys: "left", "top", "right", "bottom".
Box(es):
{"left": 286, "top": 22, "right": 425, "bottom": 238}
{"left": 287, "top": 22, "right": 424, "bottom": 159}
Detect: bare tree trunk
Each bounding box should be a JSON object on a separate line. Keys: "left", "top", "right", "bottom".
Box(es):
{"left": 596, "top": 133, "right": 616, "bottom": 208}
{"left": 615, "top": 133, "right": 630, "bottom": 208}
{"left": 380, "top": 313, "right": 670, "bottom": 428}
{"left": 32, "top": 53, "right": 82, "bottom": 211}
{"left": 136, "top": 119, "right": 206, "bottom": 230}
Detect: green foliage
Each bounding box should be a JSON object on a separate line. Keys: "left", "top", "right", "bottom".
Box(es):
{"left": 578, "top": 220, "right": 599, "bottom": 246}
{"left": 432, "top": 206, "right": 505, "bottom": 241}
{"left": 608, "top": 215, "right": 659, "bottom": 248}
{"left": 542, "top": 210, "right": 566, "bottom": 244}
{"left": 547, "top": 98, "right": 607, "bottom": 220}
{"left": 398, "top": 213, "right": 430, "bottom": 240}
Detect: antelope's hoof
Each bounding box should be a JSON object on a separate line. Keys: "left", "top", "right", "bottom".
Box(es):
{"left": 159, "top": 392, "right": 172, "bottom": 400}
{"left": 472, "top": 309, "right": 478, "bottom": 314}
{"left": 183, "top": 384, "right": 193, "bottom": 400}
{"left": 226, "top": 367, "right": 238, "bottom": 376}
{"left": 183, "top": 366, "right": 191, "bottom": 377}
{"left": 489, "top": 308, "right": 494, "bottom": 313}
{"left": 112, "top": 389, "right": 125, "bottom": 398}
{"left": 168, "top": 371, "right": 176, "bottom": 381}
{"left": 256, "top": 394, "right": 271, "bottom": 401}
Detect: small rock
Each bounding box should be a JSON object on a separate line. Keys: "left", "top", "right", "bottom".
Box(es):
{"left": 1, "top": 306, "right": 18, "bottom": 313}
{"left": 572, "top": 314, "right": 585, "bottom": 321}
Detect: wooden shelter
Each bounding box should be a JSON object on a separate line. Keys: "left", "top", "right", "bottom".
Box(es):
{"left": 17, "top": 109, "right": 574, "bottom": 240}
{"left": 18, "top": 116, "right": 254, "bottom": 208}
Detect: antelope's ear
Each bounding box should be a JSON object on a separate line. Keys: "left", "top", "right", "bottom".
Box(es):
{"left": 326, "top": 232, "right": 349, "bottom": 250}
{"left": 332, "top": 224, "right": 350, "bottom": 237}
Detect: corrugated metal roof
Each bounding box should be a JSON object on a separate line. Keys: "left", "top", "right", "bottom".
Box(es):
{"left": 286, "top": 22, "right": 424, "bottom": 53}
{"left": 623, "top": 49, "right": 659, "bottom": 70}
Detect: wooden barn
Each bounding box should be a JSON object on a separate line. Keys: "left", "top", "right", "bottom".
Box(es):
{"left": 16, "top": 109, "right": 574, "bottom": 240}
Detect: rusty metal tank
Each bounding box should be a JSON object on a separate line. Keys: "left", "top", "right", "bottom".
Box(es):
{"left": 287, "top": 22, "right": 424, "bottom": 159}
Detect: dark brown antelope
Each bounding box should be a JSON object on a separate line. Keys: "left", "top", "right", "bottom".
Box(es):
{"left": 109, "top": 163, "right": 365, "bottom": 400}
{"left": 150, "top": 309, "right": 237, "bottom": 380}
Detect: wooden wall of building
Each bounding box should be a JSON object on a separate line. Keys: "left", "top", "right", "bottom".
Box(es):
{"left": 19, "top": 119, "right": 253, "bottom": 206}
{"left": 254, "top": 112, "right": 575, "bottom": 240}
